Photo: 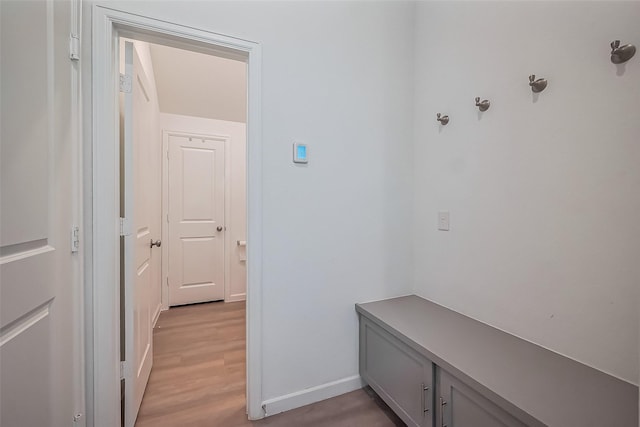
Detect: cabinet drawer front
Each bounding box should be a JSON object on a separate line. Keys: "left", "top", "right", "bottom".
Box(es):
{"left": 439, "top": 369, "right": 528, "bottom": 427}
{"left": 361, "top": 318, "right": 433, "bottom": 427}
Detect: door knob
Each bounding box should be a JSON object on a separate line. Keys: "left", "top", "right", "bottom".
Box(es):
{"left": 150, "top": 239, "right": 161, "bottom": 248}
{"left": 217, "top": 226, "right": 223, "bottom": 232}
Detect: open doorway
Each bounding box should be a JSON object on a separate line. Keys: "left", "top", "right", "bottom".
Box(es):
{"left": 154, "top": 43, "right": 248, "bottom": 308}
{"left": 119, "top": 39, "right": 248, "bottom": 426}
{"left": 90, "top": 9, "right": 263, "bottom": 425}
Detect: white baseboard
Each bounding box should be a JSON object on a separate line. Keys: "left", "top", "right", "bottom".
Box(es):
{"left": 226, "top": 293, "right": 246, "bottom": 303}
{"left": 261, "top": 375, "right": 364, "bottom": 417}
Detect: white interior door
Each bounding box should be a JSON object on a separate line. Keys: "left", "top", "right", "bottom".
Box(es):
{"left": 123, "top": 41, "right": 155, "bottom": 426}
{"left": 0, "top": 1, "right": 79, "bottom": 426}
{"left": 168, "top": 134, "right": 226, "bottom": 306}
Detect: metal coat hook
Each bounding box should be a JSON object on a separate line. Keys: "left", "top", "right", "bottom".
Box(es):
{"left": 436, "top": 113, "right": 449, "bottom": 125}
{"left": 529, "top": 75, "right": 548, "bottom": 93}
{"left": 610, "top": 40, "right": 636, "bottom": 64}
{"left": 475, "top": 97, "right": 490, "bottom": 112}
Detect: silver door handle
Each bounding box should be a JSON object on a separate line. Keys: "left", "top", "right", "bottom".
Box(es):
{"left": 216, "top": 226, "right": 223, "bottom": 232}
{"left": 422, "top": 384, "right": 430, "bottom": 414}
{"left": 440, "top": 397, "right": 447, "bottom": 427}
{"left": 150, "top": 239, "right": 161, "bottom": 248}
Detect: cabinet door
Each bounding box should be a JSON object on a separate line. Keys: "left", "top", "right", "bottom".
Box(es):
{"left": 438, "top": 369, "right": 527, "bottom": 427}
{"left": 360, "top": 318, "right": 433, "bottom": 427}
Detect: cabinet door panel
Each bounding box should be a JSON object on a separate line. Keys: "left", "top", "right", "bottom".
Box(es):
{"left": 439, "top": 369, "right": 527, "bottom": 427}
{"left": 360, "top": 318, "right": 433, "bottom": 427}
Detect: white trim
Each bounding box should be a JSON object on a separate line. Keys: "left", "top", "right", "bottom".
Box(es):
{"left": 89, "top": 6, "right": 263, "bottom": 426}
{"left": 223, "top": 131, "right": 232, "bottom": 303}
{"left": 227, "top": 292, "right": 247, "bottom": 303}
{"left": 90, "top": 7, "right": 121, "bottom": 426}
{"left": 70, "top": 2, "right": 86, "bottom": 423}
{"left": 261, "top": 376, "right": 364, "bottom": 417}
{"left": 161, "top": 131, "right": 170, "bottom": 311}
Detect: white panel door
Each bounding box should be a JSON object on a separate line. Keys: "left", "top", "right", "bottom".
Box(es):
{"left": 0, "top": 1, "right": 79, "bottom": 426}
{"left": 168, "top": 135, "right": 226, "bottom": 306}
{"left": 122, "top": 41, "right": 155, "bottom": 427}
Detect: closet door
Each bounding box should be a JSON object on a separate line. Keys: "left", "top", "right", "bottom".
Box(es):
{"left": 360, "top": 317, "right": 433, "bottom": 427}
{"left": 0, "top": 1, "right": 79, "bottom": 426}
{"left": 167, "top": 133, "right": 226, "bottom": 306}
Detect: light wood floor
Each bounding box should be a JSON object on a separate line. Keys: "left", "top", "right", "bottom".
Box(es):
{"left": 135, "top": 301, "right": 404, "bottom": 427}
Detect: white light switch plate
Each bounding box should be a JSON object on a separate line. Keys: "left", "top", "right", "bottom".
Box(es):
{"left": 438, "top": 211, "right": 450, "bottom": 231}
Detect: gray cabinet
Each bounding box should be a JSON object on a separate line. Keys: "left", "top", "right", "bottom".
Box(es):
{"left": 359, "top": 316, "right": 528, "bottom": 427}
{"left": 359, "top": 316, "right": 524, "bottom": 427}
{"left": 357, "top": 296, "right": 638, "bottom": 427}
{"left": 438, "top": 369, "right": 526, "bottom": 427}
{"left": 360, "top": 317, "right": 433, "bottom": 427}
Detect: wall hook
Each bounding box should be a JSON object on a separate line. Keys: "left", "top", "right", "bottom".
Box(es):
{"left": 529, "top": 75, "right": 548, "bottom": 93}
{"left": 610, "top": 40, "right": 636, "bottom": 64}
{"left": 436, "top": 113, "right": 449, "bottom": 125}
{"left": 475, "top": 97, "right": 490, "bottom": 112}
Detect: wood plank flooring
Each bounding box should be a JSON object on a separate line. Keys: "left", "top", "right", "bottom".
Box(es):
{"left": 135, "top": 301, "right": 404, "bottom": 427}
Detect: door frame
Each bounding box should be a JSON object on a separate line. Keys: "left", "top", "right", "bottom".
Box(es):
{"left": 161, "top": 129, "right": 241, "bottom": 309}
{"left": 88, "top": 5, "right": 263, "bottom": 426}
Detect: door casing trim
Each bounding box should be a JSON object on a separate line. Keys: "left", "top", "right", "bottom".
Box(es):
{"left": 88, "top": 5, "right": 263, "bottom": 425}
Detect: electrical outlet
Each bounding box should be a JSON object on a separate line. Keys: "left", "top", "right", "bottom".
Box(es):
{"left": 438, "top": 211, "right": 450, "bottom": 231}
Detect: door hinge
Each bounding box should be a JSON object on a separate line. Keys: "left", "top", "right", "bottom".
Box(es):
{"left": 69, "top": 33, "right": 80, "bottom": 61}
{"left": 119, "top": 73, "right": 132, "bottom": 93}
{"left": 120, "top": 361, "right": 127, "bottom": 380}
{"left": 70, "top": 226, "right": 80, "bottom": 253}
{"left": 120, "top": 217, "right": 132, "bottom": 237}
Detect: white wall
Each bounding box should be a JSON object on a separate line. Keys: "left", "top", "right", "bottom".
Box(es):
{"left": 160, "top": 113, "right": 247, "bottom": 302}
{"left": 412, "top": 1, "right": 639, "bottom": 385}
{"left": 88, "top": 0, "right": 416, "bottom": 408}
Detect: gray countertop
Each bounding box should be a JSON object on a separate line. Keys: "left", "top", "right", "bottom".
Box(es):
{"left": 356, "top": 295, "right": 638, "bottom": 427}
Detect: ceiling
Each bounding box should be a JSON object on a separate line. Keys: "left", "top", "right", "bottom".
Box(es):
{"left": 149, "top": 43, "right": 247, "bottom": 123}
